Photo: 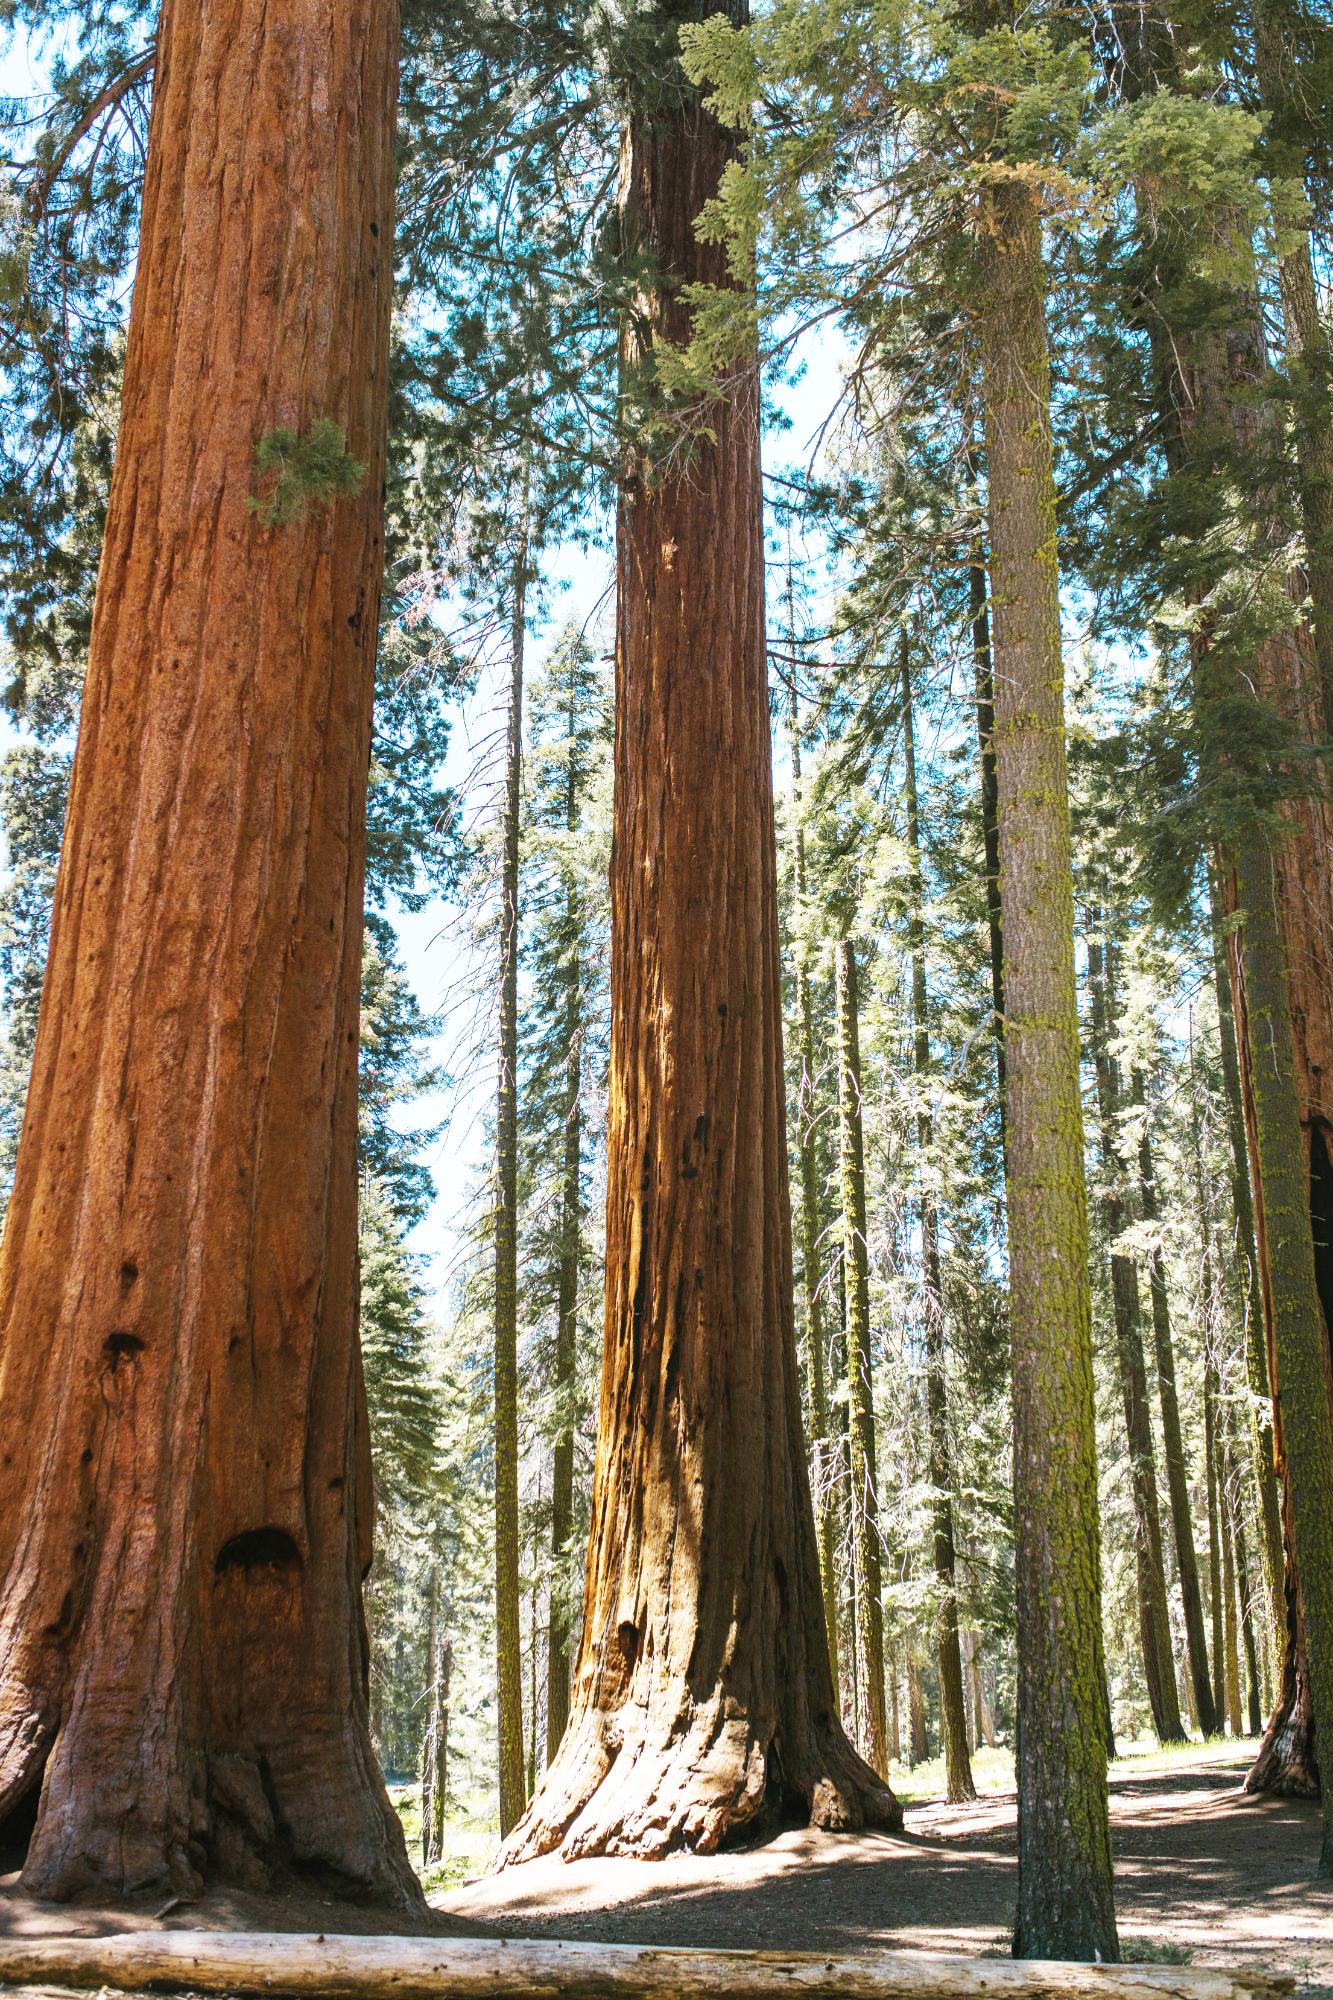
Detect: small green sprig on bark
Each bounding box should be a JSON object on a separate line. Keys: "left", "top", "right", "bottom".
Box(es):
{"left": 249, "top": 418, "right": 366, "bottom": 528}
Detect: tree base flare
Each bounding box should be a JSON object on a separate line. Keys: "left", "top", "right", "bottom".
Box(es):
{"left": 499, "top": 1698, "right": 901, "bottom": 1866}
{"left": 0, "top": 1687, "right": 423, "bottom": 1911}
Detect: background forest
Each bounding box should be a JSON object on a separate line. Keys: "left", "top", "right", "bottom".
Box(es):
{"left": 0, "top": 0, "right": 1327, "bottom": 1897}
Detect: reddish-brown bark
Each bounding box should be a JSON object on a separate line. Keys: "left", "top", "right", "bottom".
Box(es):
{"left": 499, "top": 1, "right": 898, "bottom": 1863}
{"left": 1188, "top": 323, "right": 1333, "bottom": 1805}
{"left": 0, "top": 0, "right": 416, "bottom": 1904}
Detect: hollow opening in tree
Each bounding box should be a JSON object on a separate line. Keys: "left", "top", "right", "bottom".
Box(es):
{"left": 214, "top": 1529, "right": 304, "bottom": 1577}
{"left": 0, "top": 1770, "right": 42, "bottom": 1874}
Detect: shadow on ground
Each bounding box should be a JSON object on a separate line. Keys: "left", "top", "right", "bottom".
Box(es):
{"left": 436, "top": 1751, "right": 1330, "bottom": 1980}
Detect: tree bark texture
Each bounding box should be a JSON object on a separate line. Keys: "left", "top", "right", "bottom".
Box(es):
{"left": 969, "top": 548, "right": 1007, "bottom": 1144}
{"left": 1230, "top": 825, "right": 1333, "bottom": 1865}
{"left": 499, "top": 1, "right": 899, "bottom": 1862}
{"left": 0, "top": 0, "right": 415, "bottom": 1907}
{"left": 979, "top": 176, "right": 1118, "bottom": 1961}
{"left": 1253, "top": 0, "right": 1333, "bottom": 740}
{"left": 1180, "top": 312, "right": 1333, "bottom": 1819}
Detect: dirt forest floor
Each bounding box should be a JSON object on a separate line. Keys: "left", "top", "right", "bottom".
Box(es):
{"left": 0, "top": 1744, "right": 1326, "bottom": 1989}
{"left": 438, "top": 1745, "right": 1331, "bottom": 1987}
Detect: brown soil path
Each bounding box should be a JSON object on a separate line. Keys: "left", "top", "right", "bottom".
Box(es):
{"left": 437, "top": 1750, "right": 1329, "bottom": 1984}
{"left": 0, "top": 1748, "right": 1324, "bottom": 1988}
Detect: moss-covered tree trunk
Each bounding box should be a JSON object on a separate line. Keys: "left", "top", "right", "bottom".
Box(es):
{"left": 500, "top": 0, "right": 899, "bottom": 1862}
{"left": 0, "top": 0, "right": 418, "bottom": 1905}
{"left": 494, "top": 521, "right": 530, "bottom": 1837}
{"left": 836, "top": 934, "right": 889, "bottom": 1779}
{"left": 969, "top": 545, "right": 1007, "bottom": 1142}
{"left": 978, "top": 174, "right": 1118, "bottom": 1961}
{"left": 1134, "top": 1084, "right": 1218, "bottom": 1735}
{"left": 902, "top": 648, "right": 974, "bottom": 1804}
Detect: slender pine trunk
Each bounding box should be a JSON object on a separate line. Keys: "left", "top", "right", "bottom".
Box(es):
{"left": 1087, "top": 931, "right": 1184, "bottom": 1745}
{"left": 1134, "top": 1077, "right": 1217, "bottom": 1735}
{"left": 836, "top": 935, "right": 888, "bottom": 1776}
{"left": 1203, "top": 1338, "right": 1226, "bottom": 1729}
{"left": 787, "top": 683, "right": 840, "bottom": 1689}
{"left": 902, "top": 647, "right": 974, "bottom": 1803}
{"left": 545, "top": 658, "right": 585, "bottom": 1766}
{"left": 1209, "top": 899, "right": 1287, "bottom": 1672}
{"left": 1218, "top": 1427, "right": 1243, "bottom": 1737}
{"left": 494, "top": 515, "right": 530, "bottom": 1837}
{"left": 421, "top": 1572, "right": 439, "bottom": 1867}
{"left": 978, "top": 174, "right": 1117, "bottom": 1959}
{"left": 421, "top": 1571, "right": 450, "bottom": 1869}
{"left": 1222, "top": 1398, "right": 1264, "bottom": 1735}
{"left": 907, "top": 1647, "right": 928, "bottom": 1767}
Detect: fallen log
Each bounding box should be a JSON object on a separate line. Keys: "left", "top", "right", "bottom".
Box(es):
{"left": 0, "top": 1933, "right": 1294, "bottom": 2000}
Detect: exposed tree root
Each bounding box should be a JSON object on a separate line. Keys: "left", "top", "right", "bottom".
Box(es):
{"left": 1245, "top": 1680, "right": 1319, "bottom": 1799}
{"left": 501, "top": 1688, "right": 900, "bottom": 1866}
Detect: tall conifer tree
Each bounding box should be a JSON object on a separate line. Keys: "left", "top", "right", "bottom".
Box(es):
{"left": 0, "top": 0, "right": 416, "bottom": 1902}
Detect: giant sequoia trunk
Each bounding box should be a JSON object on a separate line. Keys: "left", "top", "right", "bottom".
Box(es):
{"left": 0, "top": 0, "right": 417, "bottom": 1903}
{"left": 1230, "top": 818, "right": 1333, "bottom": 1865}
{"left": 978, "top": 176, "right": 1118, "bottom": 1962}
{"left": 498, "top": 0, "right": 899, "bottom": 1863}
{"left": 1175, "top": 306, "right": 1333, "bottom": 1822}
